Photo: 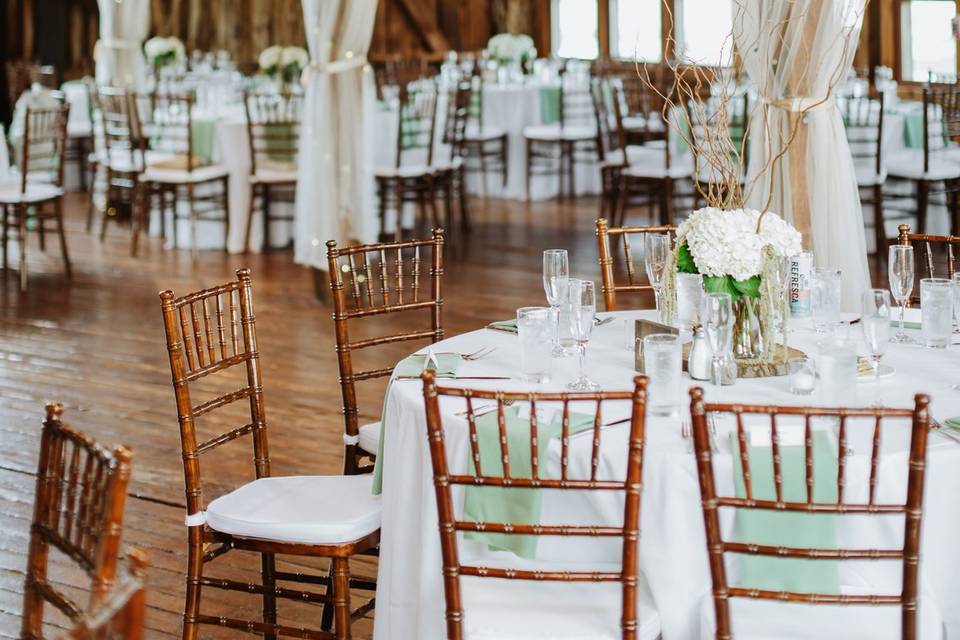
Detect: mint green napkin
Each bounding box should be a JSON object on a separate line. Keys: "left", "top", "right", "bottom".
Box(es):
{"left": 191, "top": 118, "right": 217, "bottom": 165}
{"left": 731, "top": 430, "right": 839, "bottom": 594}
{"left": 371, "top": 352, "right": 462, "bottom": 494}
{"left": 540, "top": 87, "right": 561, "bottom": 125}
{"left": 944, "top": 417, "right": 960, "bottom": 430}
{"left": 486, "top": 319, "right": 518, "bottom": 334}
{"left": 464, "top": 407, "right": 594, "bottom": 559}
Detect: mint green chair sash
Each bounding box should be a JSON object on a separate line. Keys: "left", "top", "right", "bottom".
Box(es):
{"left": 464, "top": 407, "right": 594, "bottom": 559}
{"left": 903, "top": 111, "right": 924, "bottom": 149}
{"left": 190, "top": 118, "right": 217, "bottom": 165}
{"left": 540, "top": 87, "right": 561, "bottom": 125}
{"left": 731, "top": 430, "right": 840, "bottom": 594}
{"left": 371, "top": 353, "right": 462, "bottom": 494}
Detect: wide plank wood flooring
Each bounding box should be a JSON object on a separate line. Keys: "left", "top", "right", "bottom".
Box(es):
{"left": 0, "top": 192, "right": 635, "bottom": 638}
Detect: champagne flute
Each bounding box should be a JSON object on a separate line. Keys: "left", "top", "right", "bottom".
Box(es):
{"left": 888, "top": 244, "right": 917, "bottom": 344}
{"left": 567, "top": 279, "right": 600, "bottom": 390}
{"left": 543, "top": 249, "right": 569, "bottom": 355}
{"left": 644, "top": 233, "right": 670, "bottom": 318}
{"left": 862, "top": 289, "right": 891, "bottom": 400}
{"left": 700, "top": 292, "right": 733, "bottom": 387}
{"left": 771, "top": 254, "right": 792, "bottom": 352}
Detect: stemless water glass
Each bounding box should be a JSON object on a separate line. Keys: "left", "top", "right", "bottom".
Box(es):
{"left": 953, "top": 272, "right": 960, "bottom": 334}
{"left": 644, "top": 233, "right": 671, "bottom": 319}
{"left": 862, "top": 289, "right": 891, "bottom": 388}
{"left": 700, "top": 292, "right": 734, "bottom": 387}
{"left": 888, "top": 244, "right": 917, "bottom": 344}
{"left": 643, "top": 334, "right": 682, "bottom": 416}
{"left": 543, "top": 249, "right": 570, "bottom": 355}
{"left": 811, "top": 268, "right": 842, "bottom": 334}
{"left": 517, "top": 307, "right": 556, "bottom": 384}
{"left": 818, "top": 341, "right": 858, "bottom": 405}
{"left": 567, "top": 280, "right": 600, "bottom": 390}
{"left": 920, "top": 278, "right": 953, "bottom": 349}
{"left": 788, "top": 356, "right": 816, "bottom": 395}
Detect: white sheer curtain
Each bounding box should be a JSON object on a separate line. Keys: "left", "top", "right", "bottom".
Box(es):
{"left": 94, "top": 0, "right": 150, "bottom": 89}
{"left": 295, "top": 0, "right": 379, "bottom": 271}
{"left": 736, "top": 0, "right": 870, "bottom": 311}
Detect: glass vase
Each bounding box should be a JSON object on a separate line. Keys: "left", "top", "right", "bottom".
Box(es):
{"left": 733, "top": 296, "right": 765, "bottom": 359}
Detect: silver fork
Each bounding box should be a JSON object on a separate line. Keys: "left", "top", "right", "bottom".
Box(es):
{"left": 456, "top": 399, "right": 515, "bottom": 418}
{"left": 415, "top": 346, "right": 496, "bottom": 361}
{"left": 681, "top": 420, "right": 693, "bottom": 454}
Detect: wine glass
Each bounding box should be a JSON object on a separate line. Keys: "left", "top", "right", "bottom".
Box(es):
{"left": 543, "top": 249, "right": 569, "bottom": 355}
{"left": 700, "top": 292, "right": 733, "bottom": 387}
{"left": 567, "top": 279, "right": 599, "bottom": 390}
{"left": 862, "top": 289, "right": 891, "bottom": 402}
{"left": 888, "top": 244, "right": 917, "bottom": 344}
{"left": 644, "top": 233, "right": 671, "bottom": 317}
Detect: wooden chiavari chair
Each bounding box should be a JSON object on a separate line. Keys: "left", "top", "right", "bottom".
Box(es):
{"left": 840, "top": 94, "right": 888, "bottom": 264}
{"left": 689, "top": 387, "right": 933, "bottom": 640}
{"left": 22, "top": 403, "right": 133, "bottom": 640}
{"left": 242, "top": 90, "right": 302, "bottom": 252}
{"left": 420, "top": 372, "right": 661, "bottom": 640}
{"left": 326, "top": 229, "right": 445, "bottom": 475}
{"left": 593, "top": 76, "right": 627, "bottom": 221}
{"left": 159, "top": 268, "right": 380, "bottom": 640}
{"left": 141, "top": 92, "right": 230, "bottom": 256}
{"left": 1, "top": 103, "right": 71, "bottom": 291}
{"left": 596, "top": 218, "right": 677, "bottom": 312}
{"left": 897, "top": 223, "right": 960, "bottom": 305}
{"left": 436, "top": 82, "right": 472, "bottom": 234}
{"left": 62, "top": 549, "right": 148, "bottom": 640}
{"left": 887, "top": 84, "right": 960, "bottom": 236}
{"left": 375, "top": 80, "right": 439, "bottom": 240}
{"left": 523, "top": 60, "right": 601, "bottom": 200}
{"left": 462, "top": 68, "right": 509, "bottom": 194}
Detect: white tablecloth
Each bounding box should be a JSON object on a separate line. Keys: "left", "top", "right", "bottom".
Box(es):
{"left": 374, "top": 310, "right": 960, "bottom": 639}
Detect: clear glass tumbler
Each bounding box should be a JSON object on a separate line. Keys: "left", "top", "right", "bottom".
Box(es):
{"left": 920, "top": 278, "right": 953, "bottom": 349}
{"left": 811, "top": 268, "right": 842, "bottom": 334}
{"left": 517, "top": 307, "right": 556, "bottom": 383}
{"left": 643, "top": 333, "right": 682, "bottom": 416}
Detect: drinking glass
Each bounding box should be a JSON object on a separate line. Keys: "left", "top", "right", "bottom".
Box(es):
{"left": 888, "top": 244, "right": 917, "bottom": 344}
{"left": 675, "top": 272, "right": 703, "bottom": 332}
{"left": 788, "top": 357, "right": 816, "bottom": 395}
{"left": 862, "top": 289, "right": 891, "bottom": 398}
{"left": 517, "top": 307, "right": 556, "bottom": 384}
{"left": 644, "top": 233, "right": 671, "bottom": 318}
{"left": 818, "top": 343, "right": 858, "bottom": 405}
{"left": 953, "top": 272, "right": 960, "bottom": 334}
{"left": 543, "top": 249, "right": 570, "bottom": 355}
{"left": 772, "top": 254, "right": 792, "bottom": 348}
{"left": 700, "top": 292, "right": 734, "bottom": 387}
{"left": 643, "top": 334, "right": 682, "bottom": 416}
{"left": 920, "top": 278, "right": 953, "bottom": 349}
{"left": 811, "top": 268, "right": 842, "bottom": 334}
{"left": 567, "top": 280, "right": 599, "bottom": 390}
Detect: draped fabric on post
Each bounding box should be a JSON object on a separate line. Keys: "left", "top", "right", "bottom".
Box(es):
{"left": 94, "top": 0, "right": 150, "bottom": 89}
{"left": 736, "top": 0, "right": 870, "bottom": 311}
{"left": 295, "top": 0, "right": 379, "bottom": 270}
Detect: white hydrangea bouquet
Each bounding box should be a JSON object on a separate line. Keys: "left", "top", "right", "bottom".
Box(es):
{"left": 259, "top": 45, "right": 310, "bottom": 86}
{"left": 663, "top": 207, "right": 801, "bottom": 362}
{"left": 144, "top": 36, "right": 185, "bottom": 71}
{"left": 486, "top": 33, "right": 537, "bottom": 68}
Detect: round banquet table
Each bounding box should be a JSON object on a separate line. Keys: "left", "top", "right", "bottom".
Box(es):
{"left": 373, "top": 310, "right": 960, "bottom": 640}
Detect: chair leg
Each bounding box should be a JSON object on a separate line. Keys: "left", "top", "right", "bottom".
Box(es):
{"left": 525, "top": 139, "right": 532, "bottom": 201}
{"left": 319, "top": 561, "right": 336, "bottom": 631}
{"left": 394, "top": 181, "right": 405, "bottom": 242}
{"left": 1, "top": 205, "right": 8, "bottom": 272}
{"left": 260, "top": 552, "right": 278, "bottom": 640}
{"left": 377, "top": 180, "right": 387, "bottom": 240}
{"left": 477, "top": 141, "right": 488, "bottom": 197}
{"left": 873, "top": 183, "right": 887, "bottom": 269}
{"left": 442, "top": 178, "right": 454, "bottom": 230}
{"left": 567, "top": 142, "right": 576, "bottom": 200}
{"left": 182, "top": 534, "right": 203, "bottom": 640}
{"left": 917, "top": 180, "right": 929, "bottom": 235}
{"left": 332, "top": 557, "right": 352, "bottom": 640}
{"left": 500, "top": 135, "right": 508, "bottom": 189}
{"left": 188, "top": 184, "right": 198, "bottom": 261}
{"left": 170, "top": 186, "right": 179, "bottom": 250}
{"left": 37, "top": 206, "right": 46, "bottom": 252}
{"left": 131, "top": 185, "right": 142, "bottom": 257}
{"left": 262, "top": 184, "right": 272, "bottom": 252}
{"left": 55, "top": 198, "right": 71, "bottom": 281}
{"left": 245, "top": 183, "right": 257, "bottom": 254}
{"left": 458, "top": 167, "right": 470, "bottom": 234}
{"left": 18, "top": 204, "right": 28, "bottom": 292}
{"left": 222, "top": 176, "right": 230, "bottom": 253}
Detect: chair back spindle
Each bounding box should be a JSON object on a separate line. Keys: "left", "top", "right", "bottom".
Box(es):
{"left": 63, "top": 549, "right": 149, "bottom": 640}
{"left": 897, "top": 223, "right": 960, "bottom": 304}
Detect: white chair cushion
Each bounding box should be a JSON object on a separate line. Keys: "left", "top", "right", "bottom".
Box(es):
{"left": 699, "top": 590, "right": 944, "bottom": 640}
{"left": 523, "top": 124, "right": 597, "bottom": 142}
{"left": 622, "top": 146, "right": 693, "bottom": 180}
{"left": 622, "top": 114, "right": 666, "bottom": 134}
{"left": 67, "top": 121, "right": 92, "bottom": 139}
{"left": 432, "top": 157, "right": 465, "bottom": 173}
{"left": 886, "top": 149, "right": 960, "bottom": 181}
{"left": 461, "top": 564, "right": 660, "bottom": 640}
{"left": 854, "top": 159, "right": 887, "bottom": 187}
{"left": 101, "top": 150, "right": 176, "bottom": 174}
{"left": 358, "top": 421, "right": 380, "bottom": 455}
{"left": 251, "top": 163, "right": 299, "bottom": 184}
{"left": 142, "top": 163, "right": 230, "bottom": 184}
{"left": 205, "top": 475, "right": 381, "bottom": 545}
{"left": 465, "top": 125, "right": 506, "bottom": 142}
{"left": 0, "top": 182, "right": 63, "bottom": 204}
{"left": 374, "top": 165, "right": 434, "bottom": 179}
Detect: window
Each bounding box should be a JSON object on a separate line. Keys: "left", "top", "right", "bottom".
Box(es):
{"left": 552, "top": 0, "right": 599, "bottom": 59}
{"left": 901, "top": 0, "right": 957, "bottom": 81}
{"left": 676, "top": 0, "right": 734, "bottom": 65}
{"left": 610, "top": 0, "right": 662, "bottom": 62}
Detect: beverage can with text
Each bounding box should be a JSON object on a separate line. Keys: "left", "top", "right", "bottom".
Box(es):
{"left": 789, "top": 251, "right": 813, "bottom": 317}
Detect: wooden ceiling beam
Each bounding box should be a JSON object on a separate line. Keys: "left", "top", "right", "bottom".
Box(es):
{"left": 394, "top": 0, "right": 451, "bottom": 53}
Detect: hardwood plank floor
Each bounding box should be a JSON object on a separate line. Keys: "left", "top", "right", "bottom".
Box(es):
{"left": 0, "top": 192, "right": 632, "bottom": 638}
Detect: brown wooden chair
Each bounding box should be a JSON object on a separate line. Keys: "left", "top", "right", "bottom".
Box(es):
{"left": 1, "top": 103, "right": 71, "bottom": 291}
{"left": 242, "top": 90, "right": 302, "bottom": 252}
{"left": 897, "top": 223, "right": 960, "bottom": 305}
{"left": 596, "top": 218, "right": 676, "bottom": 311}
{"left": 159, "top": 268, "right": 379, "bottom": 640}
{"left": 21, "top": 403, "right": 134, "bottom": 640}
{"left": 840, "top": 94, "right": 888, "bottom": 265}
{"left": 326, "top": 229, "right": 445, "bottom": 475}
{"left": 62, "top": 549, "right": 148, "bottom": 640}
{"left": 420, "top": 372, "right": 661, "bottom": 640}
{"left": 436, "top": 82, "right": 472, "bottom": 234}
{"left": 688, "top": 387, "right": 932, "bottom": 640}
{"left": 462, "top": 70, "right": 508, "bottom": 195}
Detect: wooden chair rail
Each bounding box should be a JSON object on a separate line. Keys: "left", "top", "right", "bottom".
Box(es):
{"left": 721, "top": 542, "right": 903, "bottom": 559}
{"left": 725, "top": 588, "right": 902, "bottom": 606}
{"left": 458, "top": 566, "right": 623, "bottom": 582}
